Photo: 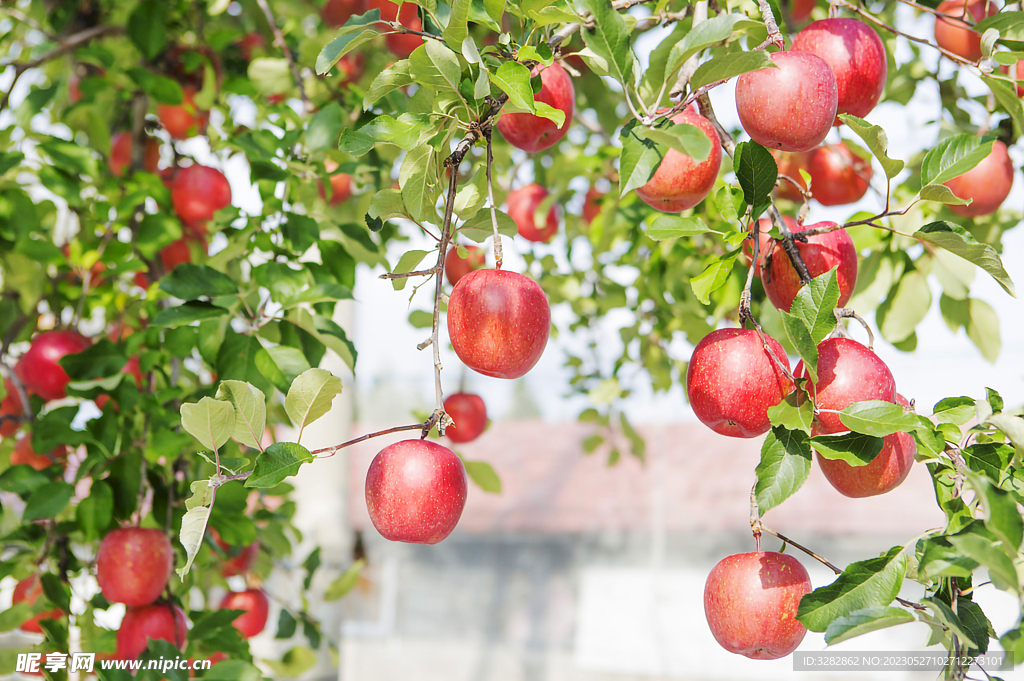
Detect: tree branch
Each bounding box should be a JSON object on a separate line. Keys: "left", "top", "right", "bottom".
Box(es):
{"left": 254, "top": 0, "right": 312, "bottom": 113}
{"left": 379, "top": 266, "right": 442, "bottom": 280}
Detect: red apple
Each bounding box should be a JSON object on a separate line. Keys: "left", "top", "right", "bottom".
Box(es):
{"left": 95, "top": 356, "right": 145, "bottom": 410}
{"left": 322, "top": 0, "right": 365, "bottom": 27}
{"left": 772, "top": 150, "right": 810, "bottom": 201}
{"left": 219, "top": 589, "right": 270, "bottom": 639}
{"left": 817, "top": 394, "right": 916, "bottom": 497}
{"left": 686, "top": 328, "right": 795, "bottom": 438}
{"left": 157, "top": 84, "right": 210, "bottom": 140}
{"left": 934, "top": 0, "right": 998, "bottom": 62}
{"left": 209, "top": 527, "right": 259, "bottom": 577}
{"left": 444, "top": 245, "right": 485, "bottom": 286}
{"left": 582, "top": 187, "right": 604, "bottom": 225}
{"left": 791, "top": 19, "right": 888, "bottom": 123}
{"left": 365, "top": 440, "right": 467, "bottom": 544}
{"left": 115, "top": 603, "right": 187, "bottom": 660}
{"left": 319, "top": 160, "right": 353, "bottom": 205}
{"left": 635, "top": 108, "right": 722, "bottom": 213}
{"left": 447, "top": 269, "right": 551, "bottom": 379}
{"left": 744, "top": 215, "right": 796, "bottom": 277}
{"left": 506, "top": 184, "right": 560, "bottom": 243}
{"left": 805, "top": 142, "right": 873, "bottom": 206}
{"left": 110, "top": 132, "right": 161, "bottom": 177}
{"left": 735, "top": 51, "right": 838, "bottom": 152}
{"left": 760, "top": 221, "right": 858, "bottom": 313}
{"left": 795, "top": 337, "right": 897, "bottom": 435}
{"left": 705, "top": 551, "right": 812, "bottom": 660}
{"left": 160, "top": 238, "right": 194, "bottom": 272}
{"left": 0, "top": 378, "right": 23, "bottom": 437}
{"left": 12, "top": 575, "right": 64, "bottom": 634}
{"left": 15, "top": 330, "right": 92, "bottom": 402}
{"left": 367, "top": 0, "right": 423, "bottom": 57}
{"left": 68, "top": 75, "right": 81, "bottom": 104}
{"left": 496, "top": 62, "right": 575, "bottom": 153}
{"left": 788, "top": 0, "right": 816, "bottom": 23}
{"left": 943, "top": 139, "right": 1013, "bottom": 217}
{"left": 336, "top": 53, "right": 366, "bottom": 86}
{"left": 96, "top": 527, "right": 175, "bottom": 606}
{"left": 11, "top": 437, "right": 68, "bottom": 471}
{"left": 237, "top": 32, "right": 265, "bottom": 61}
{"left": 171, "top": 165, "right": 231, "bottom": 226}
{"left": 443, "top": 393, "right": 487, "bottom": 444}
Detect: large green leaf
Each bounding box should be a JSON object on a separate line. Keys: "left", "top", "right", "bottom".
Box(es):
{"left": 159, "top": 264, "right": 238, "bottom": 300}
{"left": 919, "top": 134, "right": 996, "bottom": 187}
{"left": 690, "top": 250, "right": 738, "bottom": 305}
{"left": 635, "top": 121, "right": 711, "bottom": 162}
{"left": 245, "top": 442, "right": 315, "bottom": 488}
{"left": 315, "top": 11, "right": 383, "bottom": 75}
{"left": 838, "top": 115, "right": 905, "bottom": 179}
{"left": 733, "top": 141, "right": 778, "bottom": 208}
{"left": 824, "top": 607, "right": 915, "bottom": 645}
{"left": 754, "top": 427, "right": 812, "bottom": 514}
{"left": 443, "top": 0, "right": 472, "bottom": 50}
{"left": 180, "top": 396, "right": 236, "bottom": 452}
{"left": 618, "top": 120, "right": 664, "bottom": 197}
{"left": 488, "top": 61, "right": 536, "bottom": 113}
{"left": 838, "top": 400, "right": 927, "bottom": 437}
{"left": 691, "top": 50, "right": 777, "bottom": 89}
{"left": 811, "top": 432, "right": 885, "bottom": 466}
{"left": 664, "top": 14, "right": 759, "bottom": 80}
{"left": 215, "top": 381, "right": 267, "bottom": 451}
{"left": 23, "top": 481, "right": 74, "bottom": 521}
{"left": 579, "top": 0, "right": 635, "bottom": 86}
{"left": 914, "top": 222, "right": 1015, "bottom": 297}
{"left": 285, "top": 368, "right": 343, "bottom": 436}
{"left": 797, "top": 547, "right": 907, "bottom": 632}
{"left": 409, "top": 40, "right": 464, "bottom": 96}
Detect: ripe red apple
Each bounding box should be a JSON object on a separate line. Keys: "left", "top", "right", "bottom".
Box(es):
{"left": 365, "top": 439, "right": 468, "bottom": 544}
{"left": 805, "top": 142, "right": 873, "bottom": 206}
{"left": 171, "top": 165, "right": 231, "bottom": 226}
{"left": 791, "top": 19, "right": 888, "bottom": 123}
{"left": 635, "top": 108, "right": 722, "bottom": 213}
{"left": 160, "top": 238, "right": 194, "bottom": 272}
{"left": 110, "top": 132, "right": 161, "bottom": 177}
{"left": 322, "top": 0, "right": 365, "bottom": 27}
{"left": 817, "top": 394, "right": 916, "bottom": 497}
{"left": 735, "top": 51, "right": 838, "bottom": 152}
{"left": 336, "top": 53, "right": 366, "bottom": 86}
{"left": 367, "top": 0, "right": 423, "bottom": 57}
{"left": 760, "top": 221, "right": 858, "bottom": 313}
{"left": 772, "top": 150, "right": 810, "bottom": 201}
{"left": 15, "top": 330, "right": 92, "bottom": 402}
{"left": 507, "top": 184, "right": 560, "bottom": 243}
{"left": 319, "top": 160, "right": 353, "bottom": 205}
{"left": 68, "top": 75, "right": 82, "bottom": 104}
{"left": 11, "top": 437, "right": 68, "bottom": 471}
{"left": 704, "top": 551, "right": 812, "bottom": 660}
{"left": 934, "top": 0, "right": 998, "bottom": 62}
{"left": 236, "top": 32, "right": 265, "bottom": 61}
{"left": 447, "top": 269, "right": 551, "bottom": 379}
{"left": 115, "top": 603, "right": 187, "bottom": 660}
{"left": 942, "top": 139, "right": 1013, "bottom": 217}
{"left": 443, "top": 393, "right": 487, "bottom": 444}
{"left": 157, "top": 84, "right": 209, "bottom": 140}
{"left": 496, "top": 62, "right": 575, "bottom": 153}
{"left": 444, "top": 245, "right": 485, "bottom": 286}
{"left": 582, "top": 187, "right": 604, "bottom": 225}
{"left": 0, "top": 378, "right": 23, "bottom": 437}
{"left": 96, "top": 527, "right": 174, "bottom": 606}
{"left": 795, "top": 337, "right": 897, "bottom": 435}
{"left": 209, "top": 527, "right": 259, "bottom": 577}
{"left": 788, "top": 0, "right": 816, "bottom": 23}
{"left": 744, "top": 215, "right": 796, "bottom": 277}
{"left": 686, "top": 328, "right": 795, "bottom": 438}
{"left": 219, "top": 589, "right": 270, "bottom": 639}
{"left": 12, "top": 575, "right": 64, "bottom": 634}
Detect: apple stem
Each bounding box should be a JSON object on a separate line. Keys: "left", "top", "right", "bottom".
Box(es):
{"left": 834, "top": 308, "right": 875, "bottom": 348}
{"left": 484, "top": 130, "right": 504, "bottom": 270}
{"left": 385, "top": 22, "right": 444, "bottom": 43}
{"left": 771, "top": 206, "right": 813, "bottom": 285}
{"left": 756, "top": 0, "right": 786, "bottom": 50}
{"left": 254, "top": 0, "right": 313, "bottom": 114}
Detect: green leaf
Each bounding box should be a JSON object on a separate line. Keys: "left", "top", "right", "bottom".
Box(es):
{"left": 914, "top": 222, "right": 1015, "bottom": 297}
{"left": 691, "top": 50, "right": 777, "bottom": 89}
{"left": 245, "top": 442, "right": 315, "bottom": 488}
{"left": 276, "top": 610, "right": 297, "bottom": 639}
{"left": 488, "top": 61, "right": 536, "bottom": 112}
{"left": 158, "top": 264, "right": 238, "bottom": 300}
{"left": 390, "top": 249, "right": 431, "bottom": 291}
{"left": 767, "top": 392, "right": 815, "bottom": 434}
{"left": 920, "top": 598, "right": 980, "bottom": 648}
{"left": 635, "top": 121, "right": 711, "bottom": 162}
{"left": 976, "top": 10, "right": 1024, "bottom": 38}
{"left": 409, "top": 40, "right": 464, "bottom": 96}
{"left": 754, "top": 427, "right": 812, "bottom": 514}
{"left": 811, "top": 431, "right": 885, "bottom": 466}
{"left": 203, "top": 661, "right": 262, "bottom": 681}
{"left": 59, "top": 339, "right": 126, "bottom": 382}
{"left": 127, "top": 0, "right": 168, "bottom": 60}
{"left": 969, "top": 475, "right": 1023, "bottom": 550}
{"left": 838, "top": 115, "right": 905, "bottom": 179}
{"left": 23, "top": 481, "right": 74, "bottom": 521}
{"left": 285, "top": 368, "right": 343, "bottom": 436}
{"left": 247, "top": 58, "right": 292, "bottom": 97}
{"left": 399, "top": 145, "right": 439, "bottom": 223}
{"left": 458, "top": 209, "right": 519, "bottom": 242}
{"left": 733, "top": 141, "right": 778, "bottom": 208}
{"left": 443, "top": 0, "right": 472, "bottom": 50}
{"left": 982, "top": 75, "right": 1024, "bottom": 138}
{"left": 0, "top": 602, "right": 34, "bottom": 633}
{"left": 644, "top": 215, "right": 709, "bottom": 240}
{"left": 619, "top": 120, "right": 664, "bottom": 197}
{"left": 690, "top": 250, "right": 738, "bottom": 305}
{"left": 215, "top": 381, "right": 267, "bottom": 451}
{"left": 151, "top": 301, "right": 230, "bottom": 328}
{"left": 181, "top": 396, "right": 236, "bottom": 451}
{"left": 920, "top": 134, "right": 996, "bottom": 187}
{"left": 966, "top": 298, "right": 1002, "bottom": 363}
{"left": 824, "top": 607, "right": 915, "bottom": 645}
{"left": 665, "top": 14, "right": 760, "bottom": 80}
{"left": 76, "top": 480, "right": 113, "bottom": 542}
{"left": 368, "top": 189, "right": 408, "bottom": 222}
{"left": 325, "top": 559, "right": 366, "bottom": 600}
{"left": 579, "top": 0, "right": 635, "bottom": 86}
{"left": 787, "top": 269, "right": 841, "bottom": 346}
{"left": 364, "top": 60, "right": 414, "bottom": 109}
{"left": 838, "top": 400, "right": 925, "bottom": 437}
{"left": 797, "top": 547, "right": 907, "bottom": 632}
{"left": 0, "top": 151, "right": 26, "bottom": 176}
{"left": 919, "top": 536, "right": 979, "bottom": 579}
{"left": 176, "top": 503, "right": 211, "bottom": 578}
{"left": 256, "top": 345, "right": 312, "bottom": 394}
{"left": 340, "top": 113, "right": 435, "bottom": 155}
{"left": 879, "top": 271, "right": 932, "bottom": 343}
{"left": 919, "top": 183, "right": 972, "bottom": 205}
{"left": 38, "top": 140, "right": 99, "bottom": 177}
{"left": 315, "top": 11, "right": 383, "bottom": 75}
{"left": 463, "top": 459, "right": 501, "bottom": 493}
{"left": 306, "top": 103, "right": 346, "bottom": 152}
{"left": 932, "top": 396, "right": 978, "bottom": 426}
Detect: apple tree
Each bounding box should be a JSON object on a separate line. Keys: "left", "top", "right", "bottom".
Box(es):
{"left": 0, "top": 0, "right": 1023, "bottom": 678}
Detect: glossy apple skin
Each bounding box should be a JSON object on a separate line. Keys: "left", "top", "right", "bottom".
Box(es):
{"left": 686, "top": 329, "right": 795, "bottom": 438}
{"left": 806, "top": 142, "right": 873, "bottom": 206}
{"left": 934, "top": 0, "right": 998, "bottom": 62}
{"left": 635, "top": 109, "right": 722, "bottom": 213}
{"left": 0, "top": 378, "right": 23, "bottom": 437}
{"left": 96, "top": 527, "right": 175, "bottom": 606}
{"left": 788, "top": 0, "right": 816, "bottom": 23}
{"left": 582, "top": 188, "right": 604, "bottom": 225}
{"left": 115, "top": 604, "right": 187, "bottom": 660}
{"left": 11, "top": 437, "right": 68, "bottom": 471}
{"left": 15, "top": 330, "right": 92, "bottom": 402}
{"left": 507, "top": 184, "right": 560, "bottom": 242}
{"left": 943, "top": 140, "right": 1014, "bottom": 217}
{"left": 220, "top": 589, "right": 270, "bottom": 639}
{"left": 795, "top": 337, "right": 897, "bottom": 435}
{"left": 745, "top": 215, "right": 796, "bottom": 277}
{"left": 761, "top": 221, "right": 858, "bottom": 313}
{"left": 447, "top": 269, "right": 551, "bottom": 379}
{"left": 322, "top": 0, "right": 365, "bottom": 27}
{"left": 818, "top": 394, "right": 916, "bottom": 497}
{"left": 791, "top": 19, "right": 888, "bottom": 123}
{"left": 13, "top": 576, "right": 64, "bottom": 634}
{"left": 443, "top": 393, "right": 487, "bottom": 444}
{"left": 319, "top": 160, "right": 353, "bottom": 205}
{"left": 110, "top": 132, "right": 161, "bottom": 177}
{"left": 444, "top": 245, "right": 485, "bottom": 286}
{"left": 171, "top": 165, "right": 232, "bottom": 226}
{"left": 367, "top": 0, "right": 423, "bottom": 57}
{"left": 736, "top": 51, "right": 838, "bottom": 152}
{"left": 704, "top": 552, "right": 811, "bottom": 660}
{"left": 496, "top": 63, "right": 575, "bottom": 153}
{"left": 365, "top": 439, "right": 468, "bottom": 544}
{"left": 157, "top": 84, "right": 209, "bottom": 140}
{"left": 772, "top": 150, "right": 810, "bottom": 201}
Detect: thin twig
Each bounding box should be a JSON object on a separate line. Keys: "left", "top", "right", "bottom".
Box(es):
{"left": 756, "top": 0, "right": 785, "bottom": 48}
{"left": 485, "top": 129, "right": 503, "bottom": 270}
{"left": 379, "top": 266, "right": 442, "bottom": 280}
{"left": 254, "top": 0, "right": 312, "bottom": 113}
{"left": 834, "top": 308, "right": 875, "bottom": 348}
